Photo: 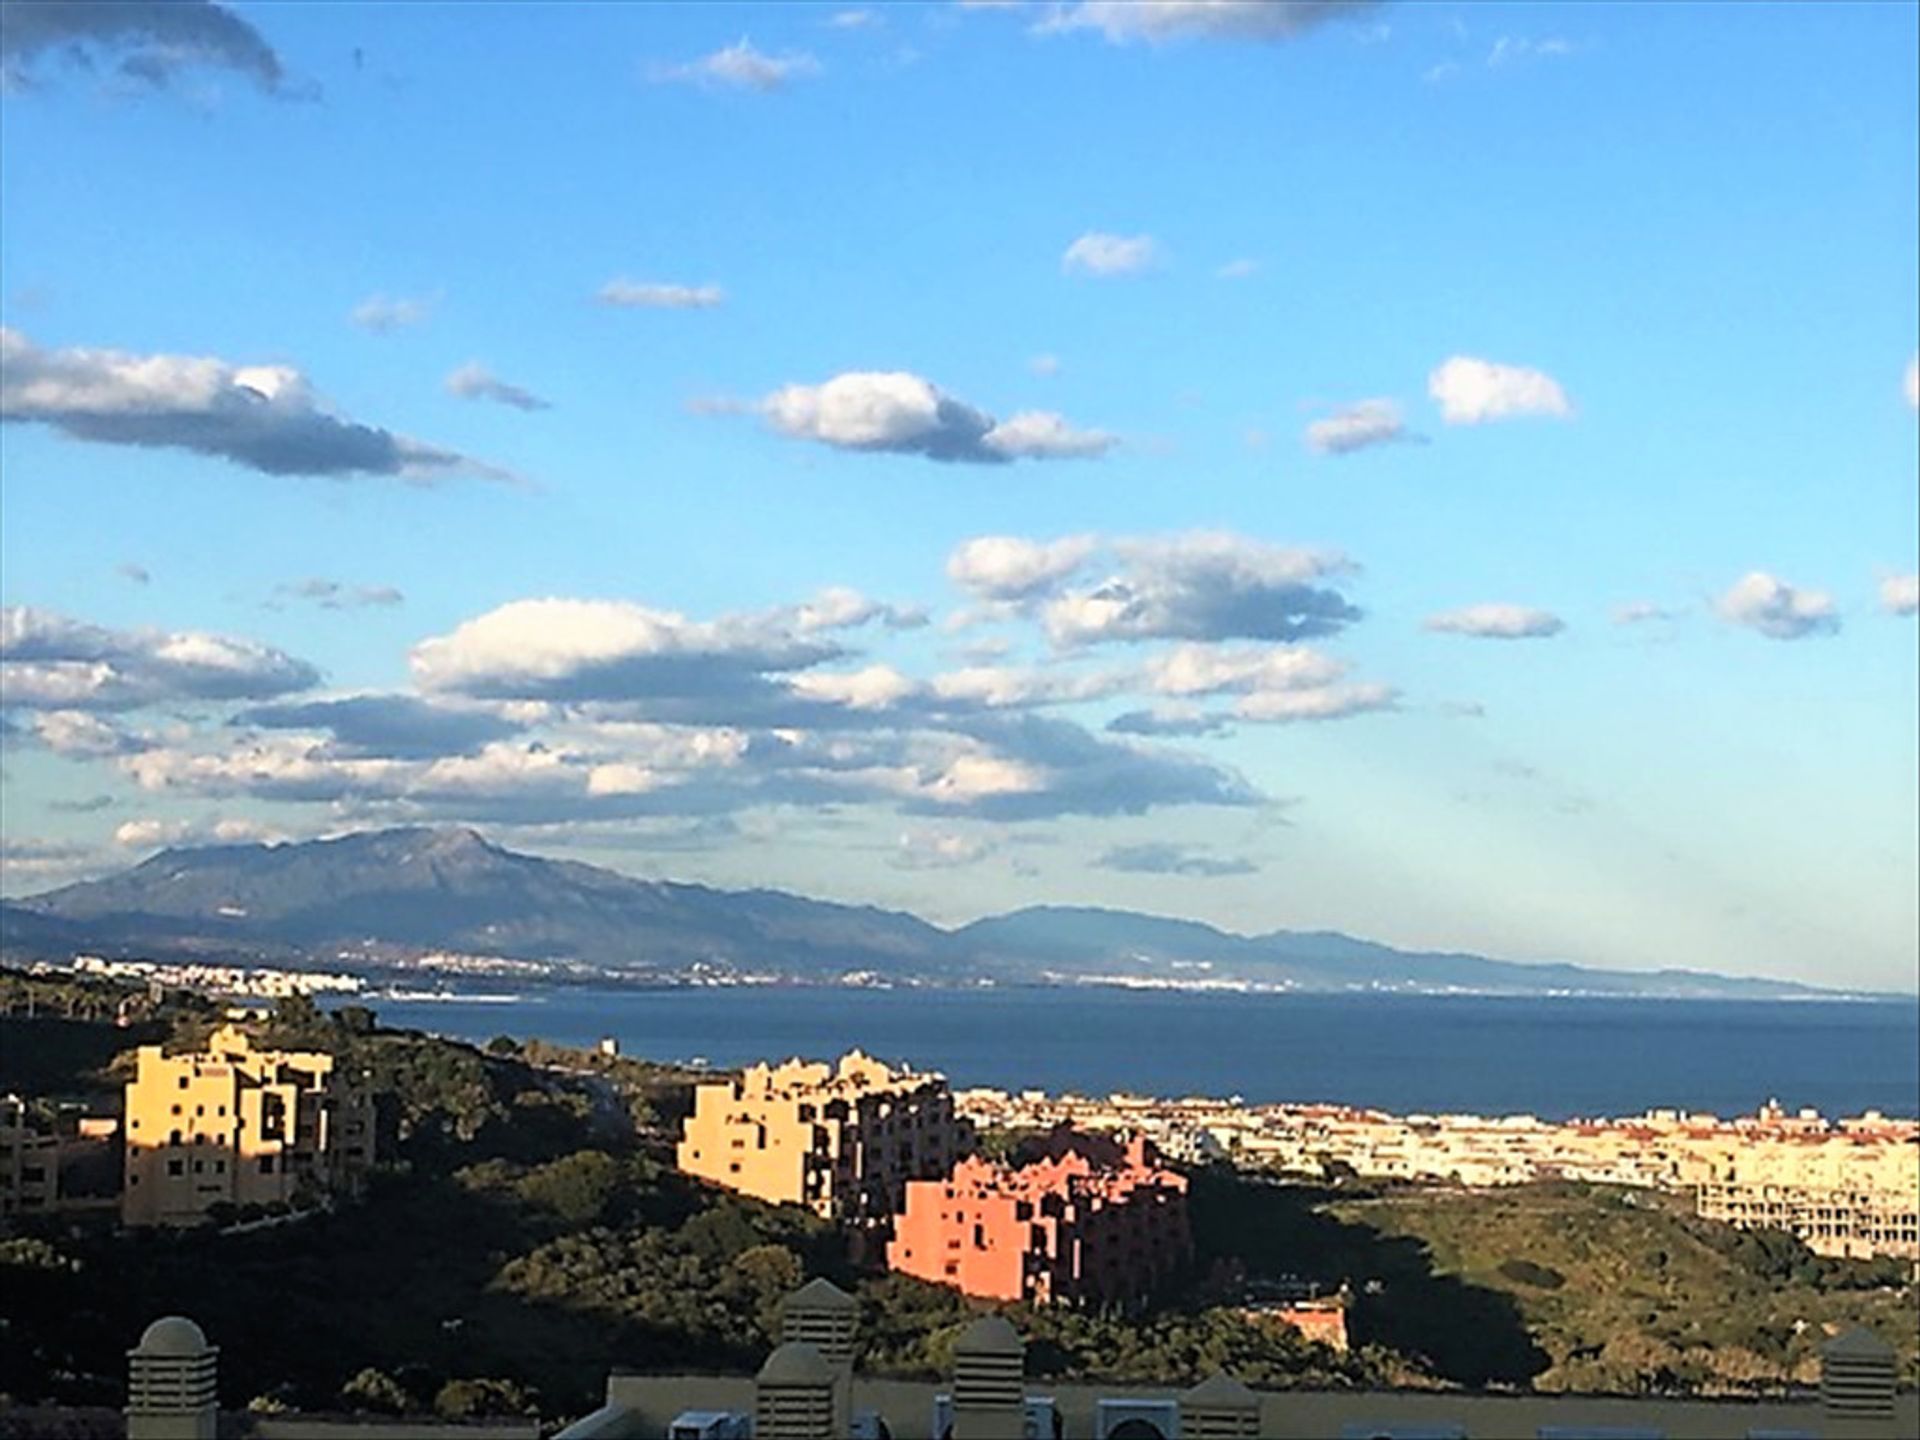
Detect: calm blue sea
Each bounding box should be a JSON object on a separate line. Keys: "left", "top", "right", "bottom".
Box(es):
{"left": 349, "top": 987, "right": 1920, "bottom": 1122}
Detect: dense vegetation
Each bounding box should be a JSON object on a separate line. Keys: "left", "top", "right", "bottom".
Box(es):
{"left": 1322, "top": 1183, "right": 1918, "bottom": 1394}
{"left": 2, "top": 966, "right": 1912, "bottom": 1422}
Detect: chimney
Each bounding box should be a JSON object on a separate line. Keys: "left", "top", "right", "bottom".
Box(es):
{"left": 1821, "top": 1326, "right": 1898, "bottom": 1440}
{"left": 950, "top": 1315, "right": 1026, "bottom": 1440}
{"left": 781, "top": 1277, "right": 858, "bottom": 1436}
{"left": 126, "top": 1316, "right": 218, "bottom": 1440}
{"left": 755, "top": 1341, "right": 836, "bottom": 1440}
{"left": 1180, "top": 1371, "right": 1263, "bottom": 1437}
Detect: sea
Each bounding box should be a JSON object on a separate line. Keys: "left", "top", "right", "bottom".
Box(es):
{"left": 342, "top": 985, "right": 1920, "bottom": 1123}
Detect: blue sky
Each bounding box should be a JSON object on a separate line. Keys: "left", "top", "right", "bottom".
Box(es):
{"left": 1, "top": 0, "right": 1915, "bottom": 991}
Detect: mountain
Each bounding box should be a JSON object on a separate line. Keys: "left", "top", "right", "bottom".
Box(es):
{"left": 0, "top": 827, "right": 1857, "bottom": 999}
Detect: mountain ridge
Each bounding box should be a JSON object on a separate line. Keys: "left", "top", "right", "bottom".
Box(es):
{"left": 0, "top": 826, "right": 1873, "bottom": 999}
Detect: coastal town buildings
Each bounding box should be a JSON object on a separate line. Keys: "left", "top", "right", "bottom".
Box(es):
{"left": 676, "top": 1049, "right": 969, "bottom": 1226}
{"left": 888, "top": 1133, "right": 1190, "bottom": 1307}
{"left": 955, "top": 1089, "right": 1920, "bottom": 1262}
{"left": 122, "top": 1023, "right": 374, "bottom": 1227}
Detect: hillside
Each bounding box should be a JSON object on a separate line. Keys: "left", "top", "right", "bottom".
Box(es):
{"left": 1, "top": 826, "right": 1853, "bottom": 998}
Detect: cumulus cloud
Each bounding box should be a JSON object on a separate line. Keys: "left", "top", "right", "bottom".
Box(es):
{"left": 0, "top": 328, "right": 490, "bottom": 481}
{"left": 410, "top": 598, "right": 845, "bottom": 702}
{"left": 1041, "top": 1, "right": 1371, "bottom": 44}
{"left": 1716, "top": 572, "right": 1840, "bottom": 640}
{"left": 1305, "top": 398, "right": 1414, "bottom": 455}
{"left": 1428, "top": 355, "right": 1573, "bottom": 425}
{"left": 1062, "top": 231, "right": 1160, "bottom": 277}
{"left": 0, "top": 836, "right": 103, "bottom": 889}
{"left": 1044, "top": 534, "right": 1361, "bottom": 647}
{"left": 1, "top": 0, "right": 291, "bottom": 93}
{"left": 1097, "top": 842, "right": 1256, "bottom": 877}
{"left": 763, "top": 371, "right": 1112, "bottom": 463}
{"left": 1881, "top": 574, "right": 1919, "bottom": 617}
{"left": 1425, "top": 604, "right": 1566, "bottom": 639}
{"left": 349, "top": 293, "right": 434, "bottom": 333}
{"left": 786, "top": 587, "right": 928, "bottom": 633}
{"left": 651, "top": 39, "right": 819, "bottom": 91}
{"left": 113, "top": 815, "right": 286, "bottom": 851}
{"left": 275, "top": 578, "right": 404, "bottom": 611}
{"left": 948, "top": 535, "right": 1099, "bottom": 601}
{"left": 1, "top": 606, "right": 318, "bottom": 710}
{"left": 597, "top": 279, "right": 726, "bottom": 309}
{"left": 446, "top": 362, "right": 550, "bottom": 412}
{"left": 30, "top": 710, "right": 150, "bottom": 758}
{"left": 233, "top": 695, "right": 523, "bottom": 759}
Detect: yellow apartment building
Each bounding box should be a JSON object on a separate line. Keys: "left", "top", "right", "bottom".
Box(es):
{"left": 122, "top": 1023, "right": 374, "bottom": 1227}
{"left": 677, "top": 1049, "right": 970, "bottom": 1226}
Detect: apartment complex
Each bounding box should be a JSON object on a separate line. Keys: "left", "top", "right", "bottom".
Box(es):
{"left": 676, "top": 1049, "right": 969, "bottom": 1225}
{"left": 123, "top": 1023, "right": 374, "bottom": 1227}
{"left": 956, "top": 1089, "right": 1920, "bottom": 1261}
{"left": 888, "top": 1133, "right": 1190, "bottom": 1307}
{"left": 1, "top": 1093, "right": 59, "bottom": 1220}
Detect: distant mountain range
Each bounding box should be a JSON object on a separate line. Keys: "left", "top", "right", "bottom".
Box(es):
{"left": 0, "top": 826, "right": 1865, "bottom": 999}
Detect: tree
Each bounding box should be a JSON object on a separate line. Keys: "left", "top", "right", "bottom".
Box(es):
{"left": 340, "top": 1367, "right": 413, "bottom": 1414}
{"left": 434, "top": 1377, "right": 536, "bottom": 1418}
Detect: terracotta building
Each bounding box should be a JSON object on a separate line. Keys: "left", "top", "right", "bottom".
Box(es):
{"left": 888, "top": 1133, "right": 1190, "bottom": 1307}
{"left": 676, "top": 1050, "right": 969, "bottom": 1226}
{"left": 122, "top": 1023, "right": 373, "bottom": 1227}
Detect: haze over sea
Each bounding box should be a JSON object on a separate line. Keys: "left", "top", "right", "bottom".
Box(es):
{"left": 353, "top": 987, "right": 1920, "bottom": 1123}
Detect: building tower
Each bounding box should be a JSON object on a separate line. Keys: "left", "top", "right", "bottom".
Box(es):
{"left": 1821, "top": 1326, "right": 1898, "bottom": 1440}
{"left": 754, "top": 1341, "right": 836, "bottom": 1440}
{"left": 1180, "top": 1371, "right": 1263, "bottom": 1438}
{"left": 781, "top": 1277, "right": 858, "bottom": 1437}
{"left": 950, "top": 1315, "right": 1026, "bottom": 1440}
{"left": 126, "top": 1316, "right": 218, "bottom": 1440}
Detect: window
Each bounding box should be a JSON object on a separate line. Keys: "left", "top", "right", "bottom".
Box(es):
{"left": 178, "top": 1077, "right": 188, "bottom": 1089}
{"left": 171, "top": 1104, "right": 181, "bottom": 1116}
{"left": 215, "top": 1160, "right": 225, "bottom": 1174}
{"left": 193, "top": 1160, "right": 204, "bottom": 1174}
{"left": 167, "top": 1159, "right": 183, "bottom": 1177}
{"left": 169, "top": 1129, "right": 182, "bottom": 1145}
{"left": 259, "top": 1156, "right": 275, "bottom": 1174}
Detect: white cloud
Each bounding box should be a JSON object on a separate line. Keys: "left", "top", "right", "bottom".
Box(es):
{"left": 828, "top": 9, "right": 882, "bottom": 28}
{"left": 1878, "top": 574, "right": 1918, "bottom": 618}
{"left": 948, "top": 535, "right": 1099, "bottom": 601}
{"left": 1044, "top": 533, "right": 1360, "bottom": 647}
{"left": 1305, "top": 398, "right": 1412, "bottom": 454}
{"left": 445, "top": 362, "right": 550, "bottom": 412}
{"left": 982, "top": 410, "right": 1116, "bottom": 459}
{"left": 1425, "top": 604, "right": 1566, "bottom": 639}
{"left": 1041, "top": 2, "right": 1372, "bottom": 44}
{"left": 1234, "top": 681, "right": 1395, "bottom": 722}
{"left": 1487, "top": 35, "right": 1574, "bottom": 67}
{"left": 1906, "top": 353, "right": 1918, "bottom": 410}
{"left": 1428, "top": 355, "right": 1573, "bottom": 425}
{"left": 410, "top": 598, "right": 842, "bottom": 701}
{"left": 597, "top": 278, "right": 726, "bottom": 309}
{"left": 1, "top": 605, "right": 318, "bottom": 710}
{"left": 113, "top": 815, "right": 284, "bottom": 851}
{"left": 1215, "top": 258, "right": 1259, "bottom": 280}
{"left": 349, "top": 293, "right": 435, "bottom": 333}
{"left": 1062, "top": 232, "right": 1160, "bottom": 277}
{"left": 1144, "top": 642, "right": 1345, "bottom": 697}
{"left": 652, "top": 39, "right": 819, "bottom": 91}
{"left": 763, "top": 371, "right": 1110, "bottom": 463}
{"left": 32, "top": 710, "right": 150, "bottom": 758}
{"left": 1715, "top": 572, "right": 1840, "bottom": 640}
{"left": 0, "top": 328, "right": 489, "bottom": 481}
{"left": 1028, "top": 353, "right": 1062, "bottom": 377}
